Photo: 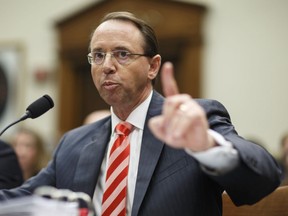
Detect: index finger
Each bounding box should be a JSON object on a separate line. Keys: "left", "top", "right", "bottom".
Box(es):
{"left": 161, "top": 62, "right": 179, "bottom": 97}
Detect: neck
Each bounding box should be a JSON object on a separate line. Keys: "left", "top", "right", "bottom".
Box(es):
{"left": 113, "top": 89, "right": 152, "bottom": 120}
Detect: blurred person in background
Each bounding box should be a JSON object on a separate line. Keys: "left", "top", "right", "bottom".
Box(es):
{"left": 83, "top": 109, "right": 111, "bottom": 125}
{"left": 279, "top": 133, "right": 288, "bottom": 185}
{"left": 11, "top": 128, "right": 50, "bottom": 181}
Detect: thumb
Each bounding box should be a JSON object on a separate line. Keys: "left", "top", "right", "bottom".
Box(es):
{"left": 148, "top": 115, "right": 166, "bottom": 141}
{"left": 161, "top": 62, "right": 179, "bottom": 96}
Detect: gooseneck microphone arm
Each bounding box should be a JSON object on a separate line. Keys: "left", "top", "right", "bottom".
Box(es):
{"left": 0, "top": 94, "right": 54, "bottom": 137}
{"left": 0, "top": 112, "right": 28, "bottom": 136}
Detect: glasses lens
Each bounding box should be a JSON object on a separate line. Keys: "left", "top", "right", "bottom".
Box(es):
{"left": 114, "top": 51, "right": 130, "bottom": 64}
{"left": 94, "top": 52, "right": 105, "bottom": 64}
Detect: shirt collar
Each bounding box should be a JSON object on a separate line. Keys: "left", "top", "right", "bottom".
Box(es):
{"left": 111, "top": 90, "right": 153, "bottom": 132}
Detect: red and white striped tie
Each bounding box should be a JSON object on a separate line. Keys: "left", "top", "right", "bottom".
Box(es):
{"left": 101, "top": 122, "right": 133, "bottom": 216}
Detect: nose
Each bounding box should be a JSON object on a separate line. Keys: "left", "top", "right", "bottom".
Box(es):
{"left": 103, "top": 53, "right": 114, "bottom": 64}
{"left": 103, "top": 53, "right": 115, "bottom": 73}
{"left": 102, "top": 53, "right": 116, "bottom": 74}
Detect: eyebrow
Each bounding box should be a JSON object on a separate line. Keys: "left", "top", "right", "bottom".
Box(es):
{"left": 91, "top": 48, "right": 103, "bottom": 53}
{"left": 91, "top": 46, "right": 133, "bottom": 53}
{"left": 113, "top": 46, "right": 130, "bottom": 51}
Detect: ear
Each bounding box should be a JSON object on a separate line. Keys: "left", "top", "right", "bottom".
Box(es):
{"left": 148, "top": 54, "right": 161, "bottom": 80}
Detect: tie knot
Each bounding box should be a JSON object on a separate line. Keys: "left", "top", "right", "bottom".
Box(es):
{"left": 115, "top": 122, "right": 133, "bottom": 136}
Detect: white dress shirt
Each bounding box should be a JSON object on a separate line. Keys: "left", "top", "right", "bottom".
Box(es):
{"left": 93, "top": 90, "right": 239, "bottom": 215}
{"left": 93, "top": 91, "right": 152, "bottom": 216}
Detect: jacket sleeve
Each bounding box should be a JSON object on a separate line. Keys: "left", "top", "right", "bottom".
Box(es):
{"left": 0, "top": 140, "right": 23, "bottom": 189}
{"left": 197, "top": 99, "right": 282, "bottom": 206}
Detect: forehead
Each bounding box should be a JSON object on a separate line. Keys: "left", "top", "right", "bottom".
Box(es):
{"left": 90, "top": 20, "right": 144, "bottom": 50}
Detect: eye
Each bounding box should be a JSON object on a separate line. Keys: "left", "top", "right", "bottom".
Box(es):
{"left": 94, "top": 52, "right": 105, "bottom": 60}
{"left": 116, "top": 51, "right": 130, "bottom": 59}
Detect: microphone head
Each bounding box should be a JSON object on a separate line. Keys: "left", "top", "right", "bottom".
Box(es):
{"left": 26, "top": 94, "right": 54, "bottom": 119}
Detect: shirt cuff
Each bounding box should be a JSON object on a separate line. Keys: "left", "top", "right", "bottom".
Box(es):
{"left": 185, "top": 129, "right": 239, "bottom": 175}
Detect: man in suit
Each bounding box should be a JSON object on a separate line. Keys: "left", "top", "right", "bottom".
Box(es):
{"left": 0, "top": 139, "right": 23, "bottom": 189}
{"left": 0, "top": 11, "right": 281, "bottom": 215}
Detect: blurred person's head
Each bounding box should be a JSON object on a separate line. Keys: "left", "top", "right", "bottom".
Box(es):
{"left": 83, "top": 109, "right": 111, "bottom": 125}
{"left": 11, "top": 128, "right": 49, "bottom": 180}
{"left": 281, "top": 133, "right": 288, "bottom": 167}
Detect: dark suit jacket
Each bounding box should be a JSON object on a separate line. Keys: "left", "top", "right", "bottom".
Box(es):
{"left": 0, "top": 140, "right": 23, "bottom": 189}
{"left": 0, "top": 91, "right": 281, "bottom": 215}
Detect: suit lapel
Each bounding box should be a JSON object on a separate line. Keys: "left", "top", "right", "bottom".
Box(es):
{"left": 72, "top": 91, "right": 165, "bottom": 210}
{"left": 132, "top": 91, "right": 165, "bottom": 215}
{"left": 72, "top": 119, "right": 111, "bottom": 197}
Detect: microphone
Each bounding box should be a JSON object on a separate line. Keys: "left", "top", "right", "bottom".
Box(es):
{"left": 25, "top": 94, "right": 54, "bottom": 119}
{"left": 0, "top": 94, "right": 54, "bottom": 136}
{"left": 34, "top": 186, "right": 96, "bottom": 216}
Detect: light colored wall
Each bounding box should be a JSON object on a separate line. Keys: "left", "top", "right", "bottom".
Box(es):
{"left": 0, "top": 0, "right": 287, "bottom": 156}
{"left": 0, "top": 0, "right": 96, "bottom": 149}
{"left": 202, "top": 0, "right": 288, "bottom": 156}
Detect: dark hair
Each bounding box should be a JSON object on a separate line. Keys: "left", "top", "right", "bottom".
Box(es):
{"left": 96, "top": 11, "right": 159, "bottom": 57}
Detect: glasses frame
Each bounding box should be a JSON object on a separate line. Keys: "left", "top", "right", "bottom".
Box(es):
{"left": 87, "top": 50, "right": 150, "bottom": 65}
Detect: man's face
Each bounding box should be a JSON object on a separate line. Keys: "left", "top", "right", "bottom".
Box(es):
{"left": 89, "top": 20, "right": 158, "bottom": 110}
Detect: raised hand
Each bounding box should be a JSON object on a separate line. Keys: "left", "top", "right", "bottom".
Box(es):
{"left": 148, "top": 62, "right": 215, "bottom": 152}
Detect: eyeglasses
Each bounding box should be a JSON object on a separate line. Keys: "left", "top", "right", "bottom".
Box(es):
{"left": 87, "top": 50, "right": 150, "bottom": 65}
